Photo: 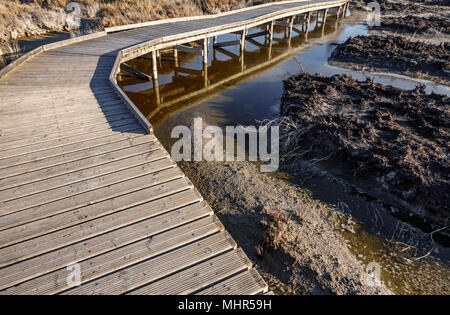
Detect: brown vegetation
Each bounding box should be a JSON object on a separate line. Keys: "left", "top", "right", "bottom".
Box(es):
{"left": 329, "top": 35, "right": 450, "bottom": 85}
{"left": 0, "top": 0, "right": 273, "bottom": 42}
{"left": 0, "top": 40, "right": 21, "bottom": 69}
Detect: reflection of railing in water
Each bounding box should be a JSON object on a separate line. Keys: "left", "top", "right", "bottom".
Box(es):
{"left": 121, "top": 7, "right": 346, "bottom": 129}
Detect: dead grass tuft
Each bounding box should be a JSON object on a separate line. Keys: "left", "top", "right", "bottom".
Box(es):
{"left": 0, "top": 40, "right": 21, "bottom": 68}
{"left": 261, "top": 211, "right": 290, "bottom": 251}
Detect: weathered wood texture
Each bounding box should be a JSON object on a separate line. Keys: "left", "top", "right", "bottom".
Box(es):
{"left": 0, "top": 0, "right": 348, "bottom": 295}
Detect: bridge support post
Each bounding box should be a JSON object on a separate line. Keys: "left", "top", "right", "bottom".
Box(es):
{"left": 305, "top": 12, "right": 311, "bottom": 40}
{"left": 269, "top": 21, "right": 274, "bottom": 45}
{"left": 152, "top": 50, "right": 158, "bottom": 80}
{"left": 289, "top": 15, "right": 295, "bottom": 37}
{"left": 240, "top": 29, "right": 247, "bottom": 53}
{"left": 321, "top": 8, "right": 328, "bottom": 36}
{"left": 203, "top": 37, "right": 208, "bottom": 66}
{"left": 173, "top": 48, "right": 179, "bottom": 68}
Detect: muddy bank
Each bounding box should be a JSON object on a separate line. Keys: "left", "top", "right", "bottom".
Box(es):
{"left": 179, "top": 160, "right": 391, "bottom": 295}
{"left": 354, "top": 0, "right": 431, "bottom": 13}
{"left": 280, "top": 73, "right": 449, "bottom": 241}
{"left": 329, "top": 35, "right": 450, "bottom": 85}
{"left": 376, "top": 15, "right": 450, "bottom": 35}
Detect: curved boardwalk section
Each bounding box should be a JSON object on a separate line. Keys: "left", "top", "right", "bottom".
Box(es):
{"left": 0, "top": 0, "right": 348, "bottom": 295}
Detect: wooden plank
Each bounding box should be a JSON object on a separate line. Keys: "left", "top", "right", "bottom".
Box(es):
{"left": 0, "top": 117, "right": 138, "bottom": 151}
{"left": 63, "top": 233, "right": 235, "bottom": 295}
{"left": 215, "top": 47, "right": 239, "bottom": 60}
{"left": 0, "top": 157, "right": 174, "bottom": 217}
{"left": 0, "top": 190, "right": 204, "bottom": 269}
{"left": 196, "top": 269, "right": 268, "bottom": 295}
{"left": 128, "top": 249, "right": 251, "bottom": 295}
{"left": 0, "top": 109, "right": 132, "bottom": 136}
{"left": 0, "top": 112, "right": 133, "bottom": 140}
{"left": 0, "top": 122, "right": 141, "bottom": 159}
{"left": 0, "top": 136, "right": 154, "bottom": 190}
{"left": 0, "top": 0, "right": 352, "bottom": 295}
{"left": 0, "top": 145, "right": 165, "bottom": 202}
{"left": 247, "top": 38, "right": 265, "bottom": 49}
{"left": 0, "top": 169, "right": 188, "bottom": 246}
{"left": 0, "top": 129, "right": 144, "bottom": 174}
{"left": 0, "top": 88, "right": 115, "bottom": 103}
{"left": 0, "top": 206, "right": 217, "bottom": 293}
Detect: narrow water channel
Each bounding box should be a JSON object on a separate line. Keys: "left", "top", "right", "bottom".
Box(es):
{"left": 117, "top": 11, "right": 450, "bottom": 294}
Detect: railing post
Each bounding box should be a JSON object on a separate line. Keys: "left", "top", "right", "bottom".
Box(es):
{"left": 269, "top": 20, "right": 274, "bottom": 46}
{"left": 240, "top": 29, "right": 247, "bottom": 53}
{"left": 321, "top": 8, "right": 328, "bottom": 36}
{"left": 289, "top": 15, "right": 295, "bottom": 37}
{"left": 203, "top": 37, "right": 208, "bottom": 65}
{"left": 305, "top": 12, "right": 311, "bottom": 40}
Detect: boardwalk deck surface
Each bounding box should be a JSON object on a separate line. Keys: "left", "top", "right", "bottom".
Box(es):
{"left": 0, "top": 0, "right": 347, "bottom": 295}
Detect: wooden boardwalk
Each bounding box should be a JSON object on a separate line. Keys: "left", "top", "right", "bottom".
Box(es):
{"left": 0, "top": 0, "right": 349, "bottom": 295}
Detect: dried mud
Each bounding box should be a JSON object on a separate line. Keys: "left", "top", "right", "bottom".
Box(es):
{"left": 329, "top": 35, "right": 450, "bottom": 85}
{"left": 180, "top": 160, "right": 392, "bottom": 295}
{"left": 377, "top": 15, "right": 450, "bottom": 35}
{"left": 280, "top": 73, "right": 450, "bottom": 240}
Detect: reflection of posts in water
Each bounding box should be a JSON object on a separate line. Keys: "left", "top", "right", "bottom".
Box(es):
{"left": 151, "top": 50, "right": 161, "bottom": 106}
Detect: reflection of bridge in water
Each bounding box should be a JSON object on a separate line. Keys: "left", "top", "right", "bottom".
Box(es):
{"left": 120, "top": 8, "right": 346, "bottom": 129}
